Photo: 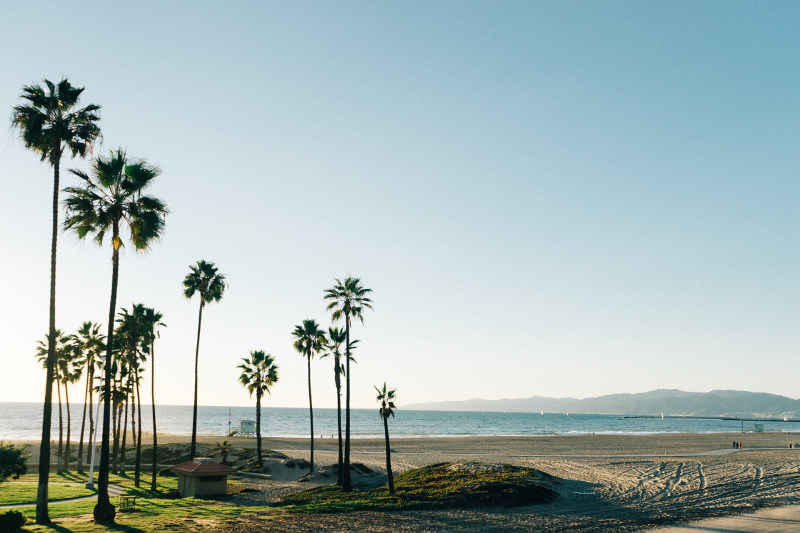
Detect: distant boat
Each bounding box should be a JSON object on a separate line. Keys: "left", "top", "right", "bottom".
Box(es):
{"left": 540, "top": 410, "right": 544, "bottom": 416}
{"left": 661, "top": 412, "right": 664, "bottom": 419}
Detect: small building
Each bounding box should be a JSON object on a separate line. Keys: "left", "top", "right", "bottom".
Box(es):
{"left": 240, "top": 419, "right": 256, "bottom": 435}
{"left": 171, "top": 458, "right": 237, "bottom": 497}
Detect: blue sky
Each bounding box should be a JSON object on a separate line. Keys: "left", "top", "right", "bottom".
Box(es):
{"left": 1, "top": 1, "right": 798, "bottom": 410}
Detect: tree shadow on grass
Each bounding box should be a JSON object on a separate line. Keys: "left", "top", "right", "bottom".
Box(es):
{"left": 39, "top": 521, "right": 145, "bottom": 533}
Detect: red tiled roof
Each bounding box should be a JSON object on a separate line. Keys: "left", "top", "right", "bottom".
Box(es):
{"left": 171, "top": 459, "right": 237, "bottom": 475}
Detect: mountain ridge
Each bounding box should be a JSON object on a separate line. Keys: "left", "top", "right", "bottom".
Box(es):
{"left": 403, "top": 389, "right": 800, "bottom": 418}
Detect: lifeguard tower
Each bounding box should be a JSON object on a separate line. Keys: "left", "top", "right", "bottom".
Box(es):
{"left": 239, "top": 419, "right": 256, "bottom": 436}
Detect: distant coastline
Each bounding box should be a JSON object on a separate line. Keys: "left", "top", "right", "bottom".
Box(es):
{"left": 403, "top": 389, "right": 800, "bottom": 419}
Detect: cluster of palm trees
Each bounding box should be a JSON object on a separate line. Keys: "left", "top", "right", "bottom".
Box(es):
{"left": 13, "top": 76, "right": 389, "bottom": 527}
{"left": 34, "top": 325, "right": 103, "bottom": 476}
{"left": 102, "top": 304, "right": 165, "bottom": 493}
{"left": 234, "top": 276, "right": 373, "bottom": 492}
{"left": 284, "top": 277, "right": 372, "bottom": 490}
{"left": 43, "top": 307, "right": 165, "bottom": 491}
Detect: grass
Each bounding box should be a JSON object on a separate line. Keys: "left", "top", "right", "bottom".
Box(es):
{"left": 279, "top": 462, "right": 559, "bottom": 513}
{"left": 8, "top": 471, "right": 264, "bottom": 532}
{"left": 3, "top": 461, "right": 558, "bottom": 531}
{"left": 0, "top": 481, "right": 93, "bottom": 505}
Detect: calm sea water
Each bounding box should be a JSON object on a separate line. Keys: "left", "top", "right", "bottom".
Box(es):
{"left": 1, "top": 402, "right": 797, "bottom": 441}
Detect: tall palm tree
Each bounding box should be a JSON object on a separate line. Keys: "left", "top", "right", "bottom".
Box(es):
{"left": 324, "top": 277, "right": 373, "bottom": 491}
{"left": 64, "top": 148, "right": 167, "bottom": 524}
{"left": 320, "top": 327, "right": 358, "bottom": 485}
{"left": 139, "top": 306, "right": 165, "bottom": 491}
{"left": 74, "top": 322, "right": 104, "bottom": 474}
{"left": 237, "top": 350, "right": 279, "bottom": 467}
{"left": 292, "top": 319, "right": 326, "bottom": 476}
{"left": 375, "top": 383, "right": 397, "bottom": 494}
{"left": 11, "top": 78, "right": 101, "bottom": 525}
{"left": 183, "top": 260, "right": 226, "bottom": 460}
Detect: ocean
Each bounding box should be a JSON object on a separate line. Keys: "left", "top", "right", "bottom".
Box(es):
{"left": 1, "top": 402, "right": 798, "bottom": 441}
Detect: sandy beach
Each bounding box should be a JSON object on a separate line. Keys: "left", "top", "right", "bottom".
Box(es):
{"left": 12, "top": 431, "right": 800, "bottom": 531}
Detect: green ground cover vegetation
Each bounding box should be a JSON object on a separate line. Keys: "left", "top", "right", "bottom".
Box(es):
{"left": 280, "top": 462, "right": 559, "bottom": 514}
{"left": 0, "top": 482, "right": 92, "bottom": 506}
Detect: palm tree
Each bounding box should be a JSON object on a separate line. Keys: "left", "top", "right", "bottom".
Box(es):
{"left": 35, "top": 331, "right": 70, "bottom": 474}
{"left": 211, "top": 439, "right": 234, "bottom": 465}
{"left": 237, "top": 351, "right": 279, "bottom": 467}
{"left": 183, "top": 260, "right": 226, "bottom": 460}
{"left": 139, "top": 306, "right": 165, "bottom": 491}
{"left": 60, "top": 344, "right": 84, "bottom": 473}
{"left": 117, "top": 304, "right": 148, "bottom": 487}
{"left": 320, "top": 327, "right": 358, "bottom": 485}
{"left": 64, "top": 148, "right": 167, "bottom": 524}
{"left": 292, "top": 320, "right": 326, "bottom": 476}
{"left": 324, "top": 277, "right": 373, "bottom": 491}
{"left": 375, "top": 383, "right": 397, "bottom": 494}
{"left": 11, "top": 78, "right": 101, "bottom": 525}
{"left": 74, "top": 322, "right": 104, "bottom": 474}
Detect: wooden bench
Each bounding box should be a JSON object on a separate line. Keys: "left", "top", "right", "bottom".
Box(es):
{"left": 118, "top": 495, "right": 136, "bottom": 511}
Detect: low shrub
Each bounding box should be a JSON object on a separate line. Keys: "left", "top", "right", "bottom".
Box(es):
{"left": 0, "top": 510, "right": 26, "bottom": 531}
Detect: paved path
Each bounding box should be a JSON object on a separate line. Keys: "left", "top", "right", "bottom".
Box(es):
{"left": 0, "top": 483, "right": 125, "bottom": 509}
{"left": 647, "top": 505, "right": 800, "bottom": 532}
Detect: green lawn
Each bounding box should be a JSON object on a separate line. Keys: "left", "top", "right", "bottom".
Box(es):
{"left": 5, "top": 471, "right": 273, "bottom": 532}
{"left": 0, "top": 481, "right": 93, "bottom": 505}
{"left": 1, "top": 463, "right": 554, "bottom": 531}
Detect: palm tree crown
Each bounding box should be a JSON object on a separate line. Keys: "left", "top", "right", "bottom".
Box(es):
{"left": 292, "top": 320, "right": 327, "bottom": 360}
{"left": 238, "top": 351, "right": 279, "bottom": 397}
{"left": 324, "top": 277, "right": 373, "bottom": 326}
{"left": 11, "top": 78, "right": 101, "bottom": 164}
{"left": 375, "top": 383, "right": 397, "bottom": 420}
{"left": 183, "top": 260, "right": 226, "bottom": 304}
{"left": 64, "top": 148, "right": 167, "bottom": 250}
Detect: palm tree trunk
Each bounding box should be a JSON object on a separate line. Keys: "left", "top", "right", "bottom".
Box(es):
{"left": 342, "top": 317, "right": 352, "bottom": 491}
{"left": 94, "top": 229, "right": 120, "bottom": 525}
{"left": 88, "top": 368, "right": 94, "bottom": 449}
{"left": 78, "top": 374, "right": 89, "bottom": 473}
{"left": 307, "top": 355, "right": 314, "bottom": 476}
{"left": 335, "top": 359, "right": 343, "bottom": 486}
{"left": 112, "top": 393, "right": 119, "bottom": 474}
{"left": 151, "top": 338, "right": 158, "bottom": 492}
{"left": 190, "top": 301, "right": 204, "bottom": 460}
{"left": 56, "top": 380, "right": 63, "bottom": 475}
{"left": 36, "top": 148, "right": 61, "bottom": 524}
{"left": 383, "top": 416, "right": 394, "bottom": 494}
{"left": 135, "top": 369, "right": 143, "bottom": 487}
{"left": 120, "top": 390, "right": 129, "bottom": 475}
{"left": 256, "top": 390, "right": 262, "bottom": 467}
{"left": 65, "top": 383, "right": 72, "bottom": 472}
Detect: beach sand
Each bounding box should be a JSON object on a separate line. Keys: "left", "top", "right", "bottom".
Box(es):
{"left": 12, "top": 432, "right": 800, "bottom": 531}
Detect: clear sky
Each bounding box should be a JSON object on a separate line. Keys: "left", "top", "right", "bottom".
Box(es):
{"left": 1, "top": 1, "right": 799, "bottom": 410}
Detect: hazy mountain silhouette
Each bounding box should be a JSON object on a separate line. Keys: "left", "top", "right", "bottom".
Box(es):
{"left": 404, "top": 389, "right": 800, "bottom": 418}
